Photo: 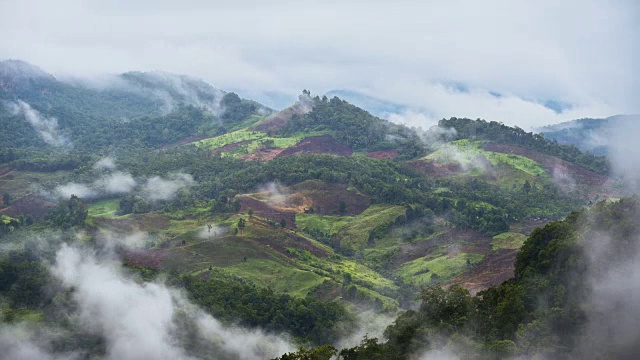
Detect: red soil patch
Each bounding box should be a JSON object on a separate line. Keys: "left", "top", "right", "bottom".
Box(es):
{"left": 367, "top": 150, "right": 398, "bottom": 160}
{"left": 239, "top": 181, "right": 370, "bottom": 223}
{"left": 448, "top": 249, "right": 519, "bottom": 295}
{"left": 0, "top": 194, "right": 55, "bottom": 218}
{"left": 239, "top": 196, "right": 298, "bottom": 226}
{"left": 276, "top": 135, "right": 352, "bottom": 158}
{"left": 292, "top": 181, "right": 370, "bottom": 216}
{"left": 242, "top": 147, "right": 285, "bottom": 161}
{"left": 124, "top": 249, "right": 167, "bottom": 269}
{"left": 0, "top": 167, "right": 11, "bottom": 177}
{"left": 249, "top": 221, "right": 329, "bottom": 259}
{"left": 407, "top": 160, "right": 463, "bottom": 178}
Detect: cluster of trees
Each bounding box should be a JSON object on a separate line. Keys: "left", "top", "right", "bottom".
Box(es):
{"left": 48, "top": 195, "right": 88, "bottom": 228}
{"left": 439, "top": 118, "right": 609, "bottom": 175}
{"left": 181, "top": 271, "right": 350, "bottom": 345}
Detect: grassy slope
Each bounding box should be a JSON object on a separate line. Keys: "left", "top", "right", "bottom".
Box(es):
{"left": 397, "top": 248, "right": 484, "bottom": 285}
{"left": 193, "top": 128, "right": 330, "bottom": 158}
{"left": 296, "top": 204, "right": 406, "bottom": 250}
{"left": 425, "top": 140, "right": 549, "bottom": 188}
{"left": 491, "top": 232, "right": 527, "bottom": 250}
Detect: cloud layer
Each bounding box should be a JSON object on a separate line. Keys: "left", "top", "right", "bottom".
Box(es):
{"left": 53, "top": 159, "right": 194, "bottom": 201}
{"left": 6, "top": 100, "right": 71, "bottom": 147}
{"left": 0, "top": 0, "right": 637, "bottom": 129}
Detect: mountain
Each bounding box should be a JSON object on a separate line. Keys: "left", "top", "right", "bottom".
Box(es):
{"left": 0, "top": 59, "right": 271, "bottom": 151}
{"left": 0, "top": 60, "right": 635, "bottom": 359}
{"left": 537, "top": 114, "right": 640, "bottom": 156}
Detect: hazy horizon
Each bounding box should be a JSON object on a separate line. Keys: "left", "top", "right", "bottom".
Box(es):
{"left": 1, "top": 0, "right": 638, "bottom": 129}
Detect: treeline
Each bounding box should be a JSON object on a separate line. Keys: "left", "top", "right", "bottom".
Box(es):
{"left": 440, "top": 117, "right": 610, "bottom": 175}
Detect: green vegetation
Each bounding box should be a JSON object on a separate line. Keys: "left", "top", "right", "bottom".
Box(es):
{"left": 397, "top": 250, "right": 484, "bottom": 284}
{"left": 426, "top": 139, "right": 547, "bottom": 178}
{"left": 297, "top": 205, "right": 406, "bottom": 253}
{"left": 87, "top": 199, "right": 121, "bottom": 218}
{"left": 440, "top": 117, "right": 609, "bottom": 174}
{"left": 183, "top": 270, "right": 350, "bottom": 345}
{"left": 2, "top": 63, "right": 629, "bottom": 359}
{"left": 225, "top": 259, "right": 328, "bottom": 298}
{"left": 194, "top": 128, "right": 307, "bottom": 157}
{"left": 279, "top": 94, "right": 425, "bottom": 158}
{"left": 491, "top": 232, "right": 527, "bottom": 250}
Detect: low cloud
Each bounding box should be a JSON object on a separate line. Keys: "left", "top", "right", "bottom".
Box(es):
{"left": 10, "top": 100, "right": 71, "bottom": 147}
{"left": 142, "top": 173, "right": 194, "bottom": 201}
{"left": 608, "top": 117, "right": 640, "bottom": 192}
{"left": 54, "top": 160, "right": 194, "bottom": 201}
{"left": 385, "top": 110, "right": 438, "bottom": 130}
{"left": 256, "top": 182, "right": 289, "bottom": 207}
{"left": 54, "top": 172, "right": 136, "bottom": 200}
{"left": 93, "top": 157, "right": 117, "bottom": 170}
{"left": 54, "top": 182, "right": 96, "bottom": 199}
{"left": 48, "top": 244, "right": 293, "bottom": 360}
{"left": 96, "top": 172, "right": 137, "bottom": 194}
{"left": 197, "top": 224, "right": 224, "bottom": 240}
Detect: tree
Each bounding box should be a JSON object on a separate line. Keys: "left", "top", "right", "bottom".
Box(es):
{"left": 248, "top": 207, "right": 254, "bottom": 217}
{"left": 343, "top": 272, "right": 352, "bottom": 286}
{"left": 339, "top": 201, "right": 347, "bottom": 214}
{"left": 50, "top": 195, "right": 88, "bottom": 228}
{"left": 237, "top": 217, "right": 246, "bottom": 236}
{"left": 280, "top": 218, "right": 287, "bottom": 229}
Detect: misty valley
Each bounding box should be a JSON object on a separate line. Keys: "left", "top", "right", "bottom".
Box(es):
{"left": 1, "top": 58, "right": 639, "bottom": 360}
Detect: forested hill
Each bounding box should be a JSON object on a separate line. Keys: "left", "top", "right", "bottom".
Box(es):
{"left": 440, "top": 117, "right": 610, "bottom": 175}
{"left": 0, "top": 59, "right": 270, "bottom": 151}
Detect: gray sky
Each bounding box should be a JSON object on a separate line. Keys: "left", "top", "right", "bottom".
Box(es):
{"left": 1, "top": 0, "right": 638, "bottom": 129}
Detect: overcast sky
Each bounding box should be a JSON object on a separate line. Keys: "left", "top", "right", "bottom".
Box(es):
{"left": 1, "top": 0, "right": 638, "bottom": 129}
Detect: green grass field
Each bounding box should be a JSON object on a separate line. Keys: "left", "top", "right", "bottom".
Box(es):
{"left": 297, "top": 204, "right": 406, "bottom": 251}
{"left": 491, "top": 232, "right": 527, "bottom": 250}
{"left": 397, "top": 250, "right": 484, "bottom": 285}
{"left": 87, "top": 199, "right": 121, "bottom": 218}
{"left": 425, "top": 140, "right": 547, "bottom": 178}
{"left": 225, "top": 259, "right": 328, "bottom": 297}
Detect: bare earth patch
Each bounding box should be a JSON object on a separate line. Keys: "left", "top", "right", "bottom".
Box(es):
{"left": 276, "top": 135, "right": 352, "bottom": 158}
{"left": 367, "top": 150, "right": 398, "bottom": 160}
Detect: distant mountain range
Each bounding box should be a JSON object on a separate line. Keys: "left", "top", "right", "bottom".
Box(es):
{"left": 537, "top": 115, "right": 640, "bottom": 156}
